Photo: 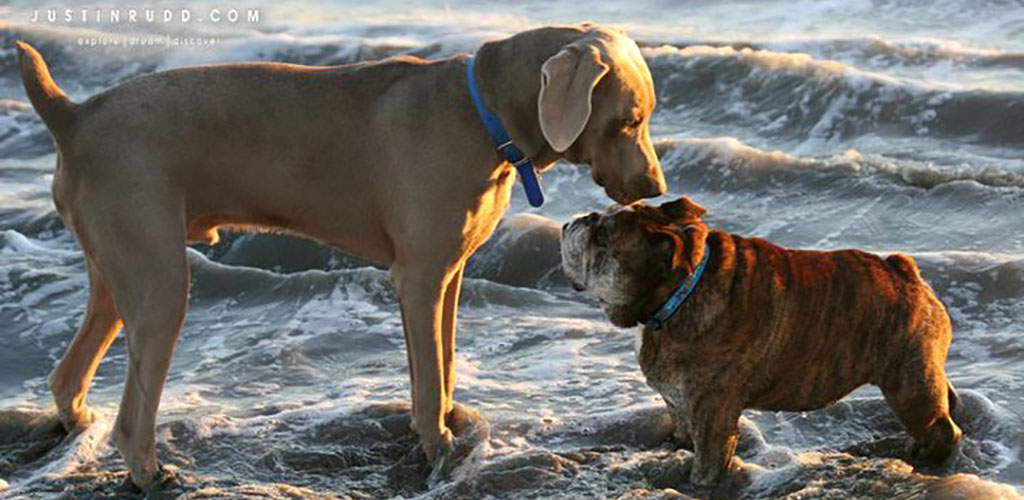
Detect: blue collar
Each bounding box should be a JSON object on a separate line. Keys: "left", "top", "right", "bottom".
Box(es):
{"left": 643, "top": 244, "right": 711, "bottom": 330}
{"left": 466, "top": 56, "right": 545, "bottom": 207}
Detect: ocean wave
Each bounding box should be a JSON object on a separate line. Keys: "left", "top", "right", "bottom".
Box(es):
{"left": 644, "top": 45, "right": 1024, "bottom": 148}
{"left": 192, "top": 213, "right": 569, "bottom": 289}
{"left": 639, "top": 37, "right": 1024, "bottom": 70}
{"left": 466, "top": 214, "right": 568, "bottom": 290}
{"left": 188, "top": 247, "right": 572, "bottom": 311}
{"left": 0, "top": 98, "right": 53, "bottom": 159}
{"left": 8, "top": 22, "right": 1024, "bottom": 157}
{"left": 657, "top": 136, "right": 1024, "bottom": 190}
{"left": 774, "top": 37, "right": 1024, "bottom": 70}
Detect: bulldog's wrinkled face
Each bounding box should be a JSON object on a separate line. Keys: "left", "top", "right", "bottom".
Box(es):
{"left": 560, "top": 197, "right": 708, "bottom": 328}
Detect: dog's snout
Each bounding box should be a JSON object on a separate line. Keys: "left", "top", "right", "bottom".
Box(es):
{"left": 647, "top": 177, "right": 667, "bottom": 198}
{"left": 635, "top": 175, "right": 666, "bottom": 199}
{"left": 582, "top": 213, "right": 599, "bottom": 225}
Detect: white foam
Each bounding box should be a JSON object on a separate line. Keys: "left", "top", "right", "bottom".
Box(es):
{"left": 3, "top": 413, "right": 114, "bottom": 495}
{"left": 0, "top": 230, "right": 76, "bottom": 256}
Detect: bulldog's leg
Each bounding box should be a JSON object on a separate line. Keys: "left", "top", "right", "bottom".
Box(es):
{"left": 879, "top": 359, "right": 962, "bottom": 462}
{"left": 440, "top": 264, "right": 464, "bottom": 416}
{"left": 49, "top": 258, "right": 123, "bottom": 432}
{"left": 688, "top": 395, "right": 742, "bottom": 486}
{"left": 665, "top": 399, "right": 693, "bottom": 449}
{"left": 391, "top": 262, "right": 458, "bottom": 475}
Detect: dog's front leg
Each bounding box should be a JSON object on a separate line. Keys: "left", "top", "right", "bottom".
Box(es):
{"left": 392, "top": 263, "right": 457, "bottom": 480}
{"left": 665, "top": 399, "right": 694, "bottom": 450}
{"left": 688, "top": 397, "right": 742, "bottom": 487}
{"left": 440, "top": 264, "right": 465, "bottom": 416}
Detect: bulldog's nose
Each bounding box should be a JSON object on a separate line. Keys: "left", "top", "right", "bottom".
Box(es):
{"left": 581, "top": 213, "right": 599, "bottom": 225}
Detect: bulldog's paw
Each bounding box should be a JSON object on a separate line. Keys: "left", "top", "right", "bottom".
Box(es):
{"left": 912, "top": 417, "right": 962, "bottom": 464}
{"left": 687, "top": 455, "right": 747, "bottom": 498}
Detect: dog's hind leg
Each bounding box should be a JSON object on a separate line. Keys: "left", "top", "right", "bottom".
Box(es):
{"left": 84, "top": 202, "right": 189, "bottom": 490}
{"left": 49, "top": 258, "right": 123, "bottom": 432}
{"left": 947, "top": 380, "right": 959, "bottom": 413}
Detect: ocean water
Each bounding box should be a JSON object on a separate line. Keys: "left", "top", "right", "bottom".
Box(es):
{"left": 1, "top": 1, "right": 1023, "bottom": 498}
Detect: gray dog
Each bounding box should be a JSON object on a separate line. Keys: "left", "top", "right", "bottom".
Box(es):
{"left": 17, "top": 23, "right": 666, "bottom": 490}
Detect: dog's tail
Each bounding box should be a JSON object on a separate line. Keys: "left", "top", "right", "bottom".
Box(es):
{"left": 14, "top": 41, "right": 77, "bottom": 142}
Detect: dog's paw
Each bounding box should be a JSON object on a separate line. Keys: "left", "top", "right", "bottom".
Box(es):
{"left": 686, "top": 456, "right": 747, "bottom": 498}
{"left": 426, "top": 427, "right": 455, "bottom": 488}
{"left": 114, "top": 462, "right": 185, "bottom": 500}
{"left": 113, "top": 473, "right": 145, "bottom": 498}
{"left": 144, "top": 464, "right": 186, "bottom": 500}
{"left": 390, "top": 403, "right": 489, "bottom": 491}
{"left": 446, "top": 402, "right": 490, "bottom": 457}
{"left": 56, "top": 405, "right": 96, "bottom": 434}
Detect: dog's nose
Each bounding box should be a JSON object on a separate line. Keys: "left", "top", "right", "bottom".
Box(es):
{"left": 636, "top": 176, "right": 666, "bottom": 199}
{"left": 581, "top": 213, "right": 599, "bottom": 225}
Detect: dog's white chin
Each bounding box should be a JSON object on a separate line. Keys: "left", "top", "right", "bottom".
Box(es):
{"left": 589, "top": 259, "right": 631, "bottom": 307}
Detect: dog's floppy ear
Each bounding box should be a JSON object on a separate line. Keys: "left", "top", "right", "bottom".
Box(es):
{"left": 538, "top": 43, "right": 610, "bottom": 152}
{"left": 659, "top": 197, "right": 707, "bottom": 223}
{"left": 654, "top": 197, "right": 709, "bottom": 273}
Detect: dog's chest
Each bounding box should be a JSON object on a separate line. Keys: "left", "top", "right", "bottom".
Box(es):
{"left": 460, "top": 168, "right": 516, "bottom": 253}
{"left": 636, "top": 328, "right": 694, "bottom": 408}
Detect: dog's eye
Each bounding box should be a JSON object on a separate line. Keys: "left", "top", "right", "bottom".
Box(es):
{"left": 622, "top": 116, "right": 643, "bottom": 130}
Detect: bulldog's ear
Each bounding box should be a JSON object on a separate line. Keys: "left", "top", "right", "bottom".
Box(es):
{"left": 538, "top": 43, "right": 610, "bottom": 152}
{"left": 659, "top": 197, "right": 707, "bottom": 223}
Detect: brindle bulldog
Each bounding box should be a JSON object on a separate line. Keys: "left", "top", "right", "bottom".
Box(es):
{"left": 560, "top": 196, "right": 962, "bottom": 486}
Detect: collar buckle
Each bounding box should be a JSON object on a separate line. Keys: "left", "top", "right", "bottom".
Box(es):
{"left": 467, "top": 56, "right": 545, "bottom": 208}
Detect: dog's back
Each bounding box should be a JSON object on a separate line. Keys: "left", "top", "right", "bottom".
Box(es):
{"left": 18, "top": 44, "right": 467, "bottom": 262}
{"left": 680, "top": 231, "right": 950, "bottom": 410}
